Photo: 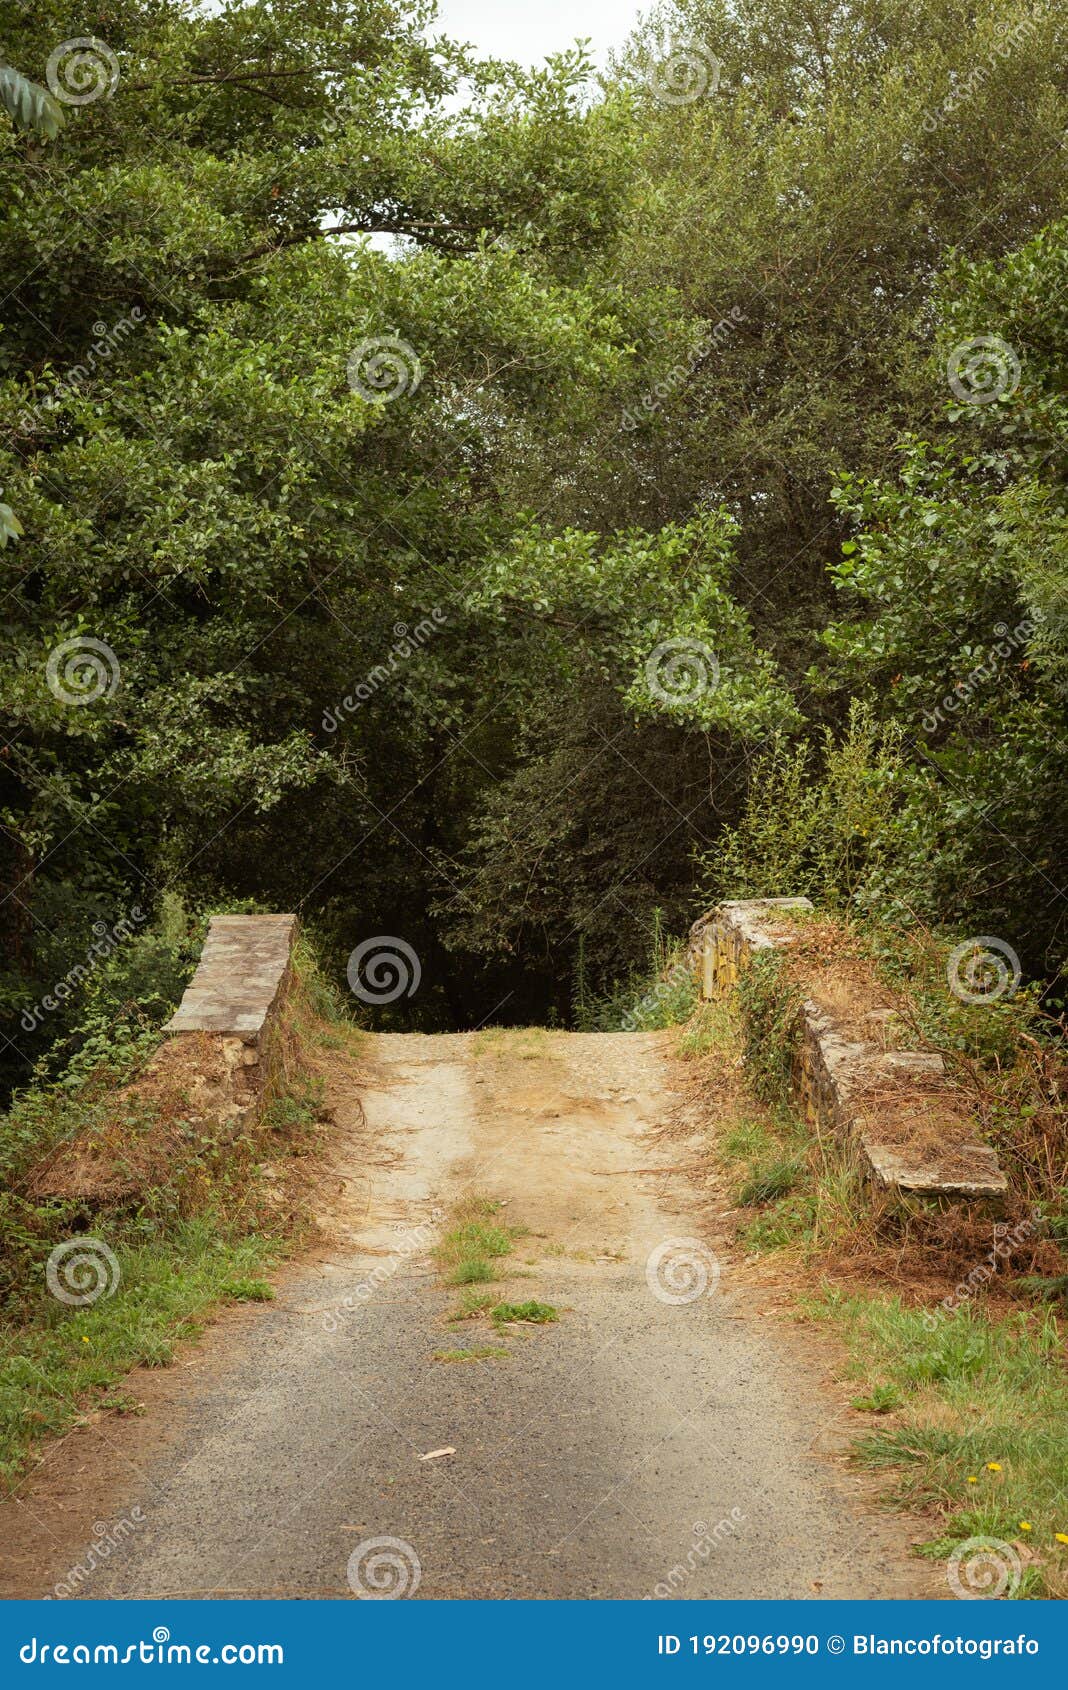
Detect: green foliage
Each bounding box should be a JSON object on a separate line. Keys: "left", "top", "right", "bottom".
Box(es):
{"left": 2, "top": 0, "right": 1067, "bottom": 1052}
{"left": 0, "top": 62, "right": 63, "bottom": 139}
{"left": 817, "top": 216, "right": 1068, "bottom": 976}
{"left": 809, "top": 1289, "right": 1068, "bottom": 1591}
{"left": 0, "top": 0, "right": 676, "bottom": 1049}
{"left": 698, "top": 703, "right": 907, "bottom": 909}
{"left": 0, "top": 1214, "right": 283, "bottom": 1482}
{"left": 573, "top": 909, "right": 697, "bottom": 1032}
{"left": 734, "top": 952, "right": 803, "bottom": 1106}
{"left": 490, "top": 1300, "right": 558, "bottom": 1325}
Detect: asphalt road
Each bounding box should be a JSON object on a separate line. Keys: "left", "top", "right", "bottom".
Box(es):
{"left": 1, "top": 1031, "right": 934, "bottom": 1600}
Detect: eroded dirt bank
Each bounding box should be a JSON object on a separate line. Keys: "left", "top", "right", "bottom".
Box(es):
{"left": 0, "top": 1030, "right": 937, "bottom": 1599}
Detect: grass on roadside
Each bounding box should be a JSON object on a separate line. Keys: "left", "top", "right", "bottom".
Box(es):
{"left": 677, "top": 995, "right": 872, "bottom": 1259}
{"left": 803, "top": 1286, "right": 1068, "bottom": 1597}
{"left": 0, "top": 1214, "right": 282, "bottom": 1485}
{"left": 0, "top": 942, "right": 339, "bottom": 1487}
{"left": 672, "top": 928, "right": 1068, "bottom": 1599}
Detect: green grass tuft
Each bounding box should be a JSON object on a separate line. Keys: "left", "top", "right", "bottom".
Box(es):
{"left": 446, "top": 1290, "right": 495, "bottom": 1323}
{"left": 850, "top": 1383, "right": 903, "bottom": 1414}
{"left": 223, "top": 1278, "right": 274, "bottom": 1302}
{"left": 491, "top": 1300, "right": 558, "bottom": 1326}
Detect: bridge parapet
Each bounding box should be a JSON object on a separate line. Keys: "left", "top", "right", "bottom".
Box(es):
{"left": 689, "top": 900, "right": 1008, "bottom": 1203}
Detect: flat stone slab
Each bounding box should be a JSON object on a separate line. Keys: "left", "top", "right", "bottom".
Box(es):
{"left": 165, "top": 914, "right": 298, "bottom": 1042}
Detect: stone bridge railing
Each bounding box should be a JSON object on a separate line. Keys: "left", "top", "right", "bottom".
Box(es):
{"left": 28, "top": 915, "right": 299, "bottom": 1205}
{"left": 689, "top": 900, "right": 1007, "bottom": 1202}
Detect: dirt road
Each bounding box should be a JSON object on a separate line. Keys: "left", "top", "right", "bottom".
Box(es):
{"left": 0, "top": 1030, "right": 935, "bottom": 1600}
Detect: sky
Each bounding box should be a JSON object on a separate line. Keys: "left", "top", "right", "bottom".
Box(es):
{"left": 433, "top": 0, "right": 646, "bottom": 69}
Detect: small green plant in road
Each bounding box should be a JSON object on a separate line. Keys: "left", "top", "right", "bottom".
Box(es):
{"left": 491, "top": 1300, "right": 558, "bottom": 1326}
{"left": 450, "top": 1258, "right": 495, "bottom": 1285}
{"left": 446, "top": 1290, "right": 495, "bottom": 1323}
{"left": 434, "top": 1196, "right": 521, "bottom": 1286}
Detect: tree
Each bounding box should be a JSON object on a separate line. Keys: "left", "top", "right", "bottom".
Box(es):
{"left": 819, "top": 219, "right": 1068, "bottom": 976}
{"left": 599, "top": 0, "right": 1068, "bottom": 655}
{"left": 0, "top": 0, "right": 664, "bottom": 1065}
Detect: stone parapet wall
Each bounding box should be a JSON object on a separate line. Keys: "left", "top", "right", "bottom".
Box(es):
{"left": 161, "top": 912, "right": 300, "bottom": 1139}
{"left": 689, "top": 901, "right": 1007, "bottom": 1202}
{"left": 27, "top": 915, "right": 300, "bottom": 1205}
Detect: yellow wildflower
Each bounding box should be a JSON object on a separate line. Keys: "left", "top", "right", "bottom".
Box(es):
{"left": 966, "top": 1475, "right": 978, "bottom": 1484}
{"left": 986, "top": 1462, "right": 1002, "bottom": 1472}
{"left": 1055, "top": 1533, "right": 1068, "bottom": 1546}
{"left": 1019, "top": 1522, "right": 1032, "bottom": 1532}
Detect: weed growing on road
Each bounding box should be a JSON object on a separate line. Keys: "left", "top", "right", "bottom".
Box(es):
{"left": 435, "top": 1196, "right": 522, "bottom": 1286}
{"left": 491, "top": 1300, "right": 558, "bottom": 1326}
{"left": 446, "top": 1290, "right": 495, "bottom": 1323}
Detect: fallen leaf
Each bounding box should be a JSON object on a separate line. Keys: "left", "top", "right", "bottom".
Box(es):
{"left": 418, "top": 1446, "right": 456, "bottom": 1461}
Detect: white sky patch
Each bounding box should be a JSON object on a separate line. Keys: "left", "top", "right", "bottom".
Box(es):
{"left": 434, "top": 0, "right": 644, "bottom": 67}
